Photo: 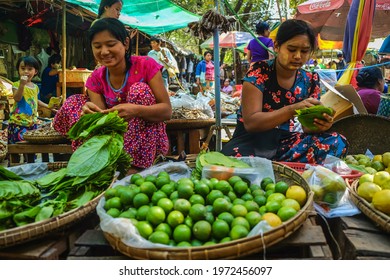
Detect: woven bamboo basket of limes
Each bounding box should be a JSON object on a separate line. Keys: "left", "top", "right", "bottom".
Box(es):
{"left": 98, "top": 158, "right": 314, "bottom": 260}
{"left": 349, "top": 179, "right": 390, "bottom": 233}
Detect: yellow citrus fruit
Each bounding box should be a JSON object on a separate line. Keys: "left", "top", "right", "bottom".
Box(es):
{"left": 359, "top": 174, "right": 374, "bottom": 185}
{"left": 193, "top": 220, "right": 212, "bottom": 241}
{"left": 372, "top": 189, "right": 390, "bottom": 215}
{"left": 229, "top": 225, "right": 249, "bottom": 240}
{"left": 357, "top": 182, "right": 382, "bottom": 202}
{"left": 173, "top": 224, "right": 192, "bottom": 243}
{"left": 285, "top": 185, "right": 307, "bottom": 207}
{"left": 261, "top": 212, "right": 282, "bottom": 227}
{"left": 148, "top": 231, "right": 170, "bottom": 245}
{"left": 373, "top": 171, "right": 390, "bottom": 188}
{"left": 373, "top": 154, "right": 383, "bottom": 162}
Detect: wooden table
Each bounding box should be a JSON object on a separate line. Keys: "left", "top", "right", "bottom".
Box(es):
{"left": 7, "top": 142, "right": 73, "bottom": 166}
{"left": 56, "top": 82, "right": 86, "bottom": 97}
{"left": 325, "top": 214, "right": 390, "bottom": 259}
{"left": 166, "top": 119, "right": 215, "bottom": 155}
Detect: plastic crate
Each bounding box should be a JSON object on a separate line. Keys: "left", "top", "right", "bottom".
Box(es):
{"left": 279, "top": 161, "right": 363, "bottom": 180}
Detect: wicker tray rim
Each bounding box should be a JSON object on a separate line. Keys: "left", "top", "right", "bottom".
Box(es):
{"left": 0, "top": 164, "right": 115, "bottom": 248}
{"left": 349, "top": 180, "right": 390, "bottom": 233}
{"left": 102, "top": 161, "right": 315, "bottom": 259}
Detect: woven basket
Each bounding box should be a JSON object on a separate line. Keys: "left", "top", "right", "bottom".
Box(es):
{"left": 102, "top": 162, "right": 314, "bottom": 259}
{"left": 331, "top": 114, "right": 390, "bottom": 155}
{"left": 23, "top": 126, "right": 68, "bottom": 144}
{"left": 349, "top": 180, "right": 390, "bottom": 233}
{"left": 0, "top": 162, "right": 115, "bottom": 248}
{"left": 59, "top": 70, "right": 92, "bottom": 83}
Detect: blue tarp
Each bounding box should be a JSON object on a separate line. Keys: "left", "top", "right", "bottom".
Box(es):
{"left": 379, "top": 35, "right": 390, "bottom": 54}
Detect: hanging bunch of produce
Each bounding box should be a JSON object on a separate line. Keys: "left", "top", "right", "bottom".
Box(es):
{"left": 187, "top": 9, "right": 236, "bottom": 40}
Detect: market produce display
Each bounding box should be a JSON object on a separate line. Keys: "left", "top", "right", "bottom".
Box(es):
{"left": 345, "top": 152, "right": 390, "bottom": 174}
{"left": 0, "top": 112, "right": 131, "bottom": 231}
{"left": 102, "top": 171, "right": 307, "bottom": 247}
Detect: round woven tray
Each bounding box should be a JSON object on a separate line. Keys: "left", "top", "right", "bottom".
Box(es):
{"left": 349, "top": 180, "right": 390, "bottom": 233}
{"left": 102, "top": 162, "right": 314, "bottom": 260}
{"left": 165, "top": 119, "right": 215, "bottom": 130}
{"left": 23, "top": 127, "right": 68, "bottom": 144}
{"left": 0, "top": 162, "right": 113, "bottom": 248}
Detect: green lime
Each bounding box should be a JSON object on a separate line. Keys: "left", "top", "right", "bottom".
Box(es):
{"left": 214, "top": 180, "right": 232, "bottom": 195}
{"left": 146, "top": 206, "right": 166, "bottom": 226}
{"left": 228, "top": 175, "right": 243, "bottom": 187}
{"left": 275, "top": 181, "right": 289, "bottom": 194}
{"left": 253, "top": 195, "right": 267, "bottom": 207}
{"left": 213, "top": 197, "right": 231, "bottom": 215}
{"left": 136, "top": 221, "right": 153, "bottom": 239}
{"left": 133, "top": 193, "right": 150, "bottom": 208}
{"left": 173, "top": 224, "right": 192, "bottom": 243}
{"left": 231, "top": 216, "right": 250, "bottom": 231}
{"left": 217, "top": 212, "right": 234, "bottom": 225}
{"left": 157, "top": 197, "right": 174, "bottom": 214}
{"left": 167, "top": 210, "right": 184, "bottom": 228}
{"left": 106, "top": 208, "right": 121, "bottom": 218}
{"left": 212, "top": 219, "right": 230, "bottom": 240}
{"left": 230, "top": 225, "right": 249, "bottom": 240}
{"left": 261, "top": 177, "right": 274, "bottom": 190}
{"left": 265, "top": 200, "right": 282, "bottom": 213}
{"left": 148, "top": 231, "right": 170, "bottom": 245}
{"left": 230, "top": 204, "right": 248, "bottom": 217}
{"left": 136, "top": 205, "right": 150, "bottom": 221}
{"left": 155, "top": 223, "right": 172, "bottom": 238}
{"left": 277, "top": 206, "right": 297, "bottom": 222}
{"left": 234, "top": 180, "right": 249, "bottom": 196}
{"left": 130, "top": 173, "right": 143, "bottom": 184}
{"left": 144, "top": 175, "right": 157, "bottom": 184}
{"left": 151, "top": 190, "right": 168, "bottom": 205}
{"left": 155, "top": 176, "right": 171, "bottom": 189}
{"left": 188, "top": 204, "right": 207, "bottom": 221}
{"left": 189, "top": 194, "right": 205, "bottom": 205}
{"left": 245, "top": 211, "right": 262, "bottom": 229}
{"left": 193, "top": 220, "right": 212, "bottom": 241}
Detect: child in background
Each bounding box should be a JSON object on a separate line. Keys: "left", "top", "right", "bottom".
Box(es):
{"left": 39, "top": 53, "right": 62, "bottom": 104}
{"left": 221, "top": 78, "right": 233, "bottom": 95}
{"left": 8, "top": 56, "right": 54, "bottom": 144}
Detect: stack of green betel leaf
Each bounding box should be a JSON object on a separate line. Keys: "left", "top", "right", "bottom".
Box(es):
{"left": 296, "top": 105, "right": 334, "bottom": 130}
{"left": 0, "top": 111, "right": 132, "bottom": 231}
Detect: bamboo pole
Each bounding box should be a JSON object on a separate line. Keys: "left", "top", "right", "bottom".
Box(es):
{"left": 61, "top": 0, "right": 67, "bottom": 103}
{"left": 136, "top": 31, "right": 139, "bottom": 55}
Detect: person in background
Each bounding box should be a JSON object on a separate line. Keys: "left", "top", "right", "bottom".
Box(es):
{"left": 8, "top": 56, "right": 54, "bottom": 144}
{"left": 313, "top": 60, "right": 321, "bottom": 70}
{"left": 356, "top": 67, "right": 385, "bottom": 114}
{"left": 148, "top": 37, "right": 179, "bottom": 91}
{"left": 219, "top": 63, "right": 226, "bottom": 86}
{"left": 93, "top": 0, "right": 137, "bottom": 38}
{"left": 39, "top": 53, "right": 62, "bottom": 104}
{"left": 53, "top": 18, "right": 171, "bottom": 171}
{"left": 186, "top": 55, "right": 194, "bottom": 83}
{"left": 221, "top": 19, "right": 348, "bottom": 164}
{"left": 328, "top": 60, "right": 337, "bottom": 70}
{"left": 195, "top": 51, "right": 214, "bottom": 93}
{"left": 221, "top": 78, "right": 233, "bottom": 95}
{"left": 336, "top": 53, "right": 346, "bottom": 70}
{"left": 246, "top": 21, "right": 274, "bottom": 64}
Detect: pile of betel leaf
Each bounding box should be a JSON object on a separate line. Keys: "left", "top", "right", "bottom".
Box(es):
{"left": 296, "top": 105, "right": 334, "bottom": 130}
{"left": 0, "top": 111, "right": 132, "bottom": 230}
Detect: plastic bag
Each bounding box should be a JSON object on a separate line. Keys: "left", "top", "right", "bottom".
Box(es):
{"left": 302, "top": 165, "right": 347, "bottom": 208}
{"left": 314, "top": 188, "right": 360, "bottom": 218}
{"left": 170, "top": 93, "right": 214, "bottom": 118}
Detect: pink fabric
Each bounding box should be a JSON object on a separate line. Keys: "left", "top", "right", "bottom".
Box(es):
{"left": 85, "top": 56, "right": 162, "bottom": 108}
{"left": 53, "top": 56, "right": 168, "bottom": 169}
{"left": 205, "top": 61, "right": 214, "bottom": 81}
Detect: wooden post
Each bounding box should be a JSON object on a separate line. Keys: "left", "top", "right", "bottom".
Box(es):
{"left": 61, "top": 0, "right": 67, "bottom": 103}
{"left": 135, "top": 31, "right": 139, "bottom": 55}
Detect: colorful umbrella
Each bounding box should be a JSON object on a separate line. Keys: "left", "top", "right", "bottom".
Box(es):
{"left": 338, "top": 0, "right": 376, "bottom": 86}
{"left": 200, "top": 31, "right": 253, "bottom": 49}
{"left": 295, "top": 0, "right": 390, "bottom": 42}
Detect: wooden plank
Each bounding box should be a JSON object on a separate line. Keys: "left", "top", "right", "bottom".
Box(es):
{"left": 343, "top": 229, "right": 390, "bottom": 259}
{"left": 7, "top": 143, "right": 73, "bottom": 154}
{"left": 340, "top": 215, "right": 383, "bottom": 233}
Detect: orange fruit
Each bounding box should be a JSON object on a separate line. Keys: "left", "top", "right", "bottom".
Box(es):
{"left": 286, "top": 185, "right": 307, "bottom": 207}
{"left": 261, "top": 212, "right": 282, "bottom": 227}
